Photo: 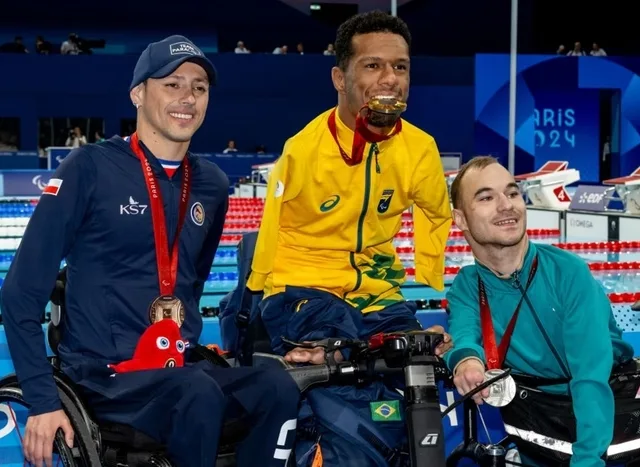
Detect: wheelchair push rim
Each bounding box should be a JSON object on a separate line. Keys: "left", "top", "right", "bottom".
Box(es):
{"left": 0, "top": 386, "right": 102, "bottom": 466}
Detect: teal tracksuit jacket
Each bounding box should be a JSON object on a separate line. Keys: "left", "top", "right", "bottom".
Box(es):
{"left": 444, "top": 241, "right": 634, "bottom": 466}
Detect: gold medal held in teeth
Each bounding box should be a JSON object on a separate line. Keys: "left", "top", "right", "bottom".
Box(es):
{"left": 367, "top": 96, "right": 408, "bottom": 115}
{"left": 149, "top": 295, "right": 185, "bottom": 327}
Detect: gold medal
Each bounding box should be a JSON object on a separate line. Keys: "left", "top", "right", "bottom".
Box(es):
{"left": 367, "top": 96, "right": 407, "bottom": 115}
{"left": 149, "top": 295, "right": 185, "bottom": 327}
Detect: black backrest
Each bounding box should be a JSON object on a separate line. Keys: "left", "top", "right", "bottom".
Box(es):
{"left": 50, "top": 266, "right": 67, "bottom": 307}
{"left": 48, "top": 267, "right": 67, "bottom": 356}
{"left": 47, "top": 322, "right": 62, "bottom": 357}
{"left": 245, "top": 313, "right": 272, "bottom": 356}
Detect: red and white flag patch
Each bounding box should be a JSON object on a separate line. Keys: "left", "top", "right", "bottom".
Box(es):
{"left": 42, "top": 178, "right": 63, "bottom": 196}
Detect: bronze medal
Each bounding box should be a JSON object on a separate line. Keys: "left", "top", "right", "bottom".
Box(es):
{"left": 149, "top": 295, "right": 185, "bottom": 327}
{"left": 129, "top": 133, "right": 191, "bottom": 331}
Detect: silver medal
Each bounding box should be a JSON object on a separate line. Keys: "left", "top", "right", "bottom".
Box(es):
{"left": 483, "top": 369, "right": 516, "bottom": 407}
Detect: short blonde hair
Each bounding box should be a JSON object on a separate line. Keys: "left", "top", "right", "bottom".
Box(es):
{"left": 450, "top": 156, "right": 499, "bottom": 209}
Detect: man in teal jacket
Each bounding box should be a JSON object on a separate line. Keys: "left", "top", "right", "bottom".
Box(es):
{"left": 443, "top": 156, "right": 634, "bottom": 466}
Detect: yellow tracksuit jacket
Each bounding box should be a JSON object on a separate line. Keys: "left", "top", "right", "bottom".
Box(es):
{"left": 247, "top": 108, "right": 452, "bottom": 313}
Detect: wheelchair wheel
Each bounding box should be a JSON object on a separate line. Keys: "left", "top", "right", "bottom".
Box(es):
{"left": 0, "top": 386, "right": 102, "bottom": 466}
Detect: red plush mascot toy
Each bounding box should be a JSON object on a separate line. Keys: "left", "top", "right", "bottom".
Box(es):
{"left": 108, "top": 318, "right": 187, "bottom": 373}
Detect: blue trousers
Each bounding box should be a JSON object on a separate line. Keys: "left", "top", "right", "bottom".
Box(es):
{"left": 261, "top": 287, "right": 423, "bottom": 467}
{"left": 260, "top": 286, "right": 422, "bottom": 355}
{"left": 68, "top": 360, "right": 300, "bottom": 467}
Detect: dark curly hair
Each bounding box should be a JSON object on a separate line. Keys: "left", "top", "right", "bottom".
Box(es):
{"left": 335, "top": 11, "right": 412, "bottom": 70}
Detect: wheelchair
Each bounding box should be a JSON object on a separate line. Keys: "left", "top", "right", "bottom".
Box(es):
{"left": 446, "top": 363, "right": 640, "bottom": 467}
{"left": 0, "top": 267, "right": 248, "bottom": 467}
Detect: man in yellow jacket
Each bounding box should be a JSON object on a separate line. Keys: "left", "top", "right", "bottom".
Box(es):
{"left": 249, "top": 10, "right": 451, "bottom": 351}
{"left": 247, "top": 10, "right": 453, "bottom": 466}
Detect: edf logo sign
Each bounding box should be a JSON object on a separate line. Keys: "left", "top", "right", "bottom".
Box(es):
{"left": 569, "top": 185, "right": 609, "bottom": 212}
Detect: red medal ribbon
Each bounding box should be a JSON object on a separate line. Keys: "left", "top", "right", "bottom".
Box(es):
{"left": 327, "top": 107, "right": 402, "bottom": 166}
{"left": 479, "top": 256, "right": 539, "bottom": 370}
{"left": 129, "top": 132, "right": 191, "bottom": 296}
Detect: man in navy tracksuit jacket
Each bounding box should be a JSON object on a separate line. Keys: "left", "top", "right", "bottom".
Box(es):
{"left": 0, "top": 35, "right": 299, "bottom": 467}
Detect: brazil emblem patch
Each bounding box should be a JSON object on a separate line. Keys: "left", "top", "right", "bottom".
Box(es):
{"left": 370, "top": 400, "right": 402, "bottom": 422}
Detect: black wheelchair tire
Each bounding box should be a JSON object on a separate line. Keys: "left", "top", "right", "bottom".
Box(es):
{"left": 0, "top": 386, "right": 102, "bottom": 466}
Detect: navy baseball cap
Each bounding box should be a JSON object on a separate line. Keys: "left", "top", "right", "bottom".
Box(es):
{"left": 129, "top": 35, "right": 217, "bottom": 91}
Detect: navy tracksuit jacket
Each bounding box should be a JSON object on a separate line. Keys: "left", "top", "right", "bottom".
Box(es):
{"left": 0, "top": 136, "right": 299, "bottom": 466}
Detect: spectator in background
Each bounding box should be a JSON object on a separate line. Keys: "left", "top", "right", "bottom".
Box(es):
{"left": 35, "top": 36, "right": 52, "bottom": 54}
{"left": 13, "top": 36, "right": 28, "bottom": 53}
{"left": 296, "top": 43, "right": 304, "bottom": 54}
{"left": 324, "top": 43, "right": 335, "bottom": 55}
{"left": 234, "top": 41, "right": 250, "bottom": 53}
{"left": 0, "top": 130, "right": 18, "bottom": 151}
{"left": 0, "top": 36, "right": 28, "bottom": 53}
{"left": 591, "top": 42, "right": 607, "bottom": 56}
{"left": 94, "top": 130, "right": 105, "bottom": 143}
{"left": 556, "top": 44, "right": 565, "bottom": 55}
{"left": 223, "top": 140, "right": 238, "bottom": 153}
{"left": 566, "top": 41, "right": 585, "bottom": 56}
{"left": 65, "top": 127, "right": 87, "bottom": 148}
{"left": 273, "top": 45, "right": 288, "bottom": 54}
{"left": 61, "top": 33, "right": 80, "bottom": 55}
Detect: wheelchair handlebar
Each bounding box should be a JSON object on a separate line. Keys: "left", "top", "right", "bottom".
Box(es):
{"left": 286, "top": 364, "right": 331, "bottom": 392}
{"left": 277, "top": 331, "right": 515, "bottom": 467}
{"left": 287, "top": 358, "right": 401, "bottom": 393}
{"left": 281, "top": 330, "right": 513, "bottom": 422}
{"left": 282, "top": 330, "right": 447, "bottom": 393}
